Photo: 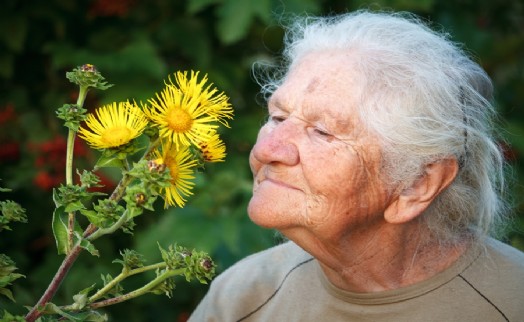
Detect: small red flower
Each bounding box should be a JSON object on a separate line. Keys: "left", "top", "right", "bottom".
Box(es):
{"left": 34, "top": 171, "right": 59, "bottom": 190}
{"left": 0, "top": 103, "right": 16, "bottom": 124}
{"left": 88, "top": 0, "right": 135, "bottom": 18}
{"left": 0, "top": 141, "right": 20, "bottom": 163}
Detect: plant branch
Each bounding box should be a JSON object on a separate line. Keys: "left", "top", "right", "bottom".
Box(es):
{"left": 65, "top": 85, "right": 87, "bottom": 186}
{"left": 26, "top": 134, "right": 162, "bottom": 321}
{"left": 25, "top": 243, "right": 84, "bottom": 322}
{"left": 88, "top": 262, "right": 167, "bottom": 303}
{"left": 86, "top": 210, "right": 129, "bottom": 241}
{"left": 65, "top": 85, "right": 88, "bottom": 254}
{"left": 88, "top": 268, "right": 183, "bottom": 310}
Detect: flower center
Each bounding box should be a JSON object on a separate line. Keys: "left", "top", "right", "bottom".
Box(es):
{"left": 101, "top": 126, "right": 132, "bottom": 147}
{"left": 166, "top": 108, "right": 193, "bottom": 132}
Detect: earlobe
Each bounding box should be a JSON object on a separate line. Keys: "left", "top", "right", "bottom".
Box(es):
{"left": 384, "top": 158, "right": 459, "bottom": 224}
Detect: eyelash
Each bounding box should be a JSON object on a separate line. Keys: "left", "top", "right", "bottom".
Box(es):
{"left": 313, "top": 128, "right": 330, "bottom": 136}
{"left": 269, "top": 115, "right": 285, "bottom": 123}
{"left": 268, "top": 114, "right": 332, "bottom": 138}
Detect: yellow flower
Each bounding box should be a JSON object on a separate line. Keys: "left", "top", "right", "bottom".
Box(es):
{"left": 154, "top": 141, "right": 198, "bottom": 208}
{"left": 78, "top": 101, "right": 148, "bottom": 149}
{"left": 175, "top": 71, "right": 234, "bottom": 127}
{"left": 199, "top": 132, "right": 226, "bottom": 163}
{"left": 142, "top": 71, "right": 233, "bottom": 149}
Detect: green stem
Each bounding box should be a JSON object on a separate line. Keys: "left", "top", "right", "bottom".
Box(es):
{"left": 65, "top": 130, "right": 76, "bottom": 186}
{"left": 88, "top": 268, "right": 183, "bottom": 309}
{"left": 86, "top": 210, "right": 128, "bottom": 241}
{"left": 65, "top": 85, "right": 88, "bottom": 185}
{"left": 88, "top": 137, "right": 162, "bottom": 239}
{"left": 65, "top": 85, "right": 88, "bottom": 252}
{"left": 88, "top": 262, "right": 167, "bottom": 303}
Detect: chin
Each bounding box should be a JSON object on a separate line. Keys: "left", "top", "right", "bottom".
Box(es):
{"left": 247, "top": 200, "right": 274, "bottom": 228}
{"left": 247, "top": 197, "right": 294, "bottom": 230}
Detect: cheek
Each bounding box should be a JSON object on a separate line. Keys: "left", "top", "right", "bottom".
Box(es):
{"left": 303, "top": 145, "right": 378, "bottom": 211}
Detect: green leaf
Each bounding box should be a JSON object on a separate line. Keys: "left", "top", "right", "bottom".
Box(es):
{"left": 64, "top": 200, "right": 86, "bottom": 213}
{"left": 76, "top": 310, "right": 108, "bottom": 322}
{"left": 52, "top": 208, "right": 85, "bottom": 255}
{"left": 0, "top": 310, "right": 25, "bottom": 321}
{"left": 94, "top": 154, "right": 126, "bottom": 169}
{"left": 71, "top": 284, "right": 96, "bottom": 310}
{"left": 78, "top": 233, "right": 100, "bottom": 257}
{"left": 52, "top": 206, "right": 70, "bottom": 255}
{"left": 216, "top": 0, "right": 256, "bottom": 44}
{"left": 40, "top": 303, "right": 84, "bottom": 321}
{"left": 80, "top": 209, "right": 105, "bottom": 227}
{"left": 0, "top": 288, "right": 14, "bottom": 302}
{"left": 187, "top": 0, "right": 221, "bottom": 14}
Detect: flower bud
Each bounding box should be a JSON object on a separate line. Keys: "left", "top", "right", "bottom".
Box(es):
{"left": 147, "top": 159, "right": 166, "bottom": 173}
{"left": 80, "top": 64, "right": 97, "bottom": 72}
{"left": 199, "top": 258, "right": 213, "bottom": 272}
{"left": 135, "top": 193, "right": 146, "bottom": 206}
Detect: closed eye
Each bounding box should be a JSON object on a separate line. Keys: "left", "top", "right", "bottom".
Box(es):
{"left": 268, "top": 115, "right": 286, "bottom": 124}
{"left": 314, "top": 128, "right": 331, "bottom": 136}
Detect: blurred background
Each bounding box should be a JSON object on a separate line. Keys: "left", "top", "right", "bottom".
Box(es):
{"left": 0, "top": 0, "right": 522, "bottom": 320}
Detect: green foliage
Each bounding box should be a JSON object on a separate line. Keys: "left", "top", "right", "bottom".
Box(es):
{"left": 56, "top": 104, "right": 88, "bottom": 132}
{"left": 0, "top": 0, "right": 522, "bottom": 320}
{"left": 0, "top": 254, "right": 25, "bottom": 302}
{"left": 66, "top": 65, "right": 113, "bottom": 91}
{"left": 0, "top": 200, "right": 27, "bottom": 232}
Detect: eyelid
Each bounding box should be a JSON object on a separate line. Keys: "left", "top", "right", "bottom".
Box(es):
{"left": 314, "top": 127, "right": 331, "bottom": 136}
{"left": 270, "top": 115, "right": 286, "bottom": 122}
{"left": 267, "top": 109, "right": 288, "bottom": 123}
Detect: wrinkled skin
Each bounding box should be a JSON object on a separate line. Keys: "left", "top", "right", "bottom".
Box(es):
{"left": 248, "top": 50, "right": 464, "bottom": 292}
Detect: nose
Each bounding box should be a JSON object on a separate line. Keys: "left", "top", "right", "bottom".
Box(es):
{"left": 250, "top": 119, "right": 300, "bottom": 166}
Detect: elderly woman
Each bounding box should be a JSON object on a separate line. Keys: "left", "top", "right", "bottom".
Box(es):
{"left": 189, "top": 10, "right": 524, "bottom": 321}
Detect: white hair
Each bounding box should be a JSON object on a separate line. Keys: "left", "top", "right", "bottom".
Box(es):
{"left": 254, "top": 10, "right": 508, "bottom": 243}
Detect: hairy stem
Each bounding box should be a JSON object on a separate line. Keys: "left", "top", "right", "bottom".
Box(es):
{"left": 86, "top": 210, "right": 128, "bottom": 241}
{"left": 25, "top": 244, "right": 84, "bottom": 322}
{"left": 26, "top": 211, "right": 96, "bottom": 321}
{"left": 65, "top": 85, "right": 87, "bottom": 186}
{"left": 88, "top": 268, "right": 183, "bottom": 309}
{"left": 65, "top": 85, "right": 88, "bottom": 253}
{"left": 88, "top": 262, "right": 167, "bottom": 303}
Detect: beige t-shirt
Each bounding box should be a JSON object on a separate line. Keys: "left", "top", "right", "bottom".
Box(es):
{"left": 189, "top": 238, "right": 524, "bottom": 321}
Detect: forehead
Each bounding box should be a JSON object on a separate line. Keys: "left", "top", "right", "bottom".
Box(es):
{"left": 270, "top": 51, "right": 363, "bottom": 130}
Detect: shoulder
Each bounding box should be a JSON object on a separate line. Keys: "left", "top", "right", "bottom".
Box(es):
{"left": 481, "top": 237, "right": 524, "bottom": 272}
{"left": 467, "top": 238, "right": 524, "bottom": 278}
{"left": 463, "top": 237, "right": 524, "bottom": 281}
{"left": 459, "top": 238, "right": 524, "bottom": 320}
{"left": 188, "top": 241, "right": 314, "bottom": 321}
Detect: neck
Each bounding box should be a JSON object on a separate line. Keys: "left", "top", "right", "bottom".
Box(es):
{"left": 289, "top": 220, "right": 469, "bottom": 293}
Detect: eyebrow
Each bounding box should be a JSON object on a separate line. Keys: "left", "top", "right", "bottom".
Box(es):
{"left": 268, "top": 96, "right": 290, "bottom": 113}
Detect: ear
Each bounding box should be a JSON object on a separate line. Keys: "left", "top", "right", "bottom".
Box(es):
{"left": 384, "top": 158, "right": 459, "bottom": 224}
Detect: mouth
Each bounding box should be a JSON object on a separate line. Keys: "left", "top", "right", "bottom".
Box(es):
{"left": 258, "top": 177, "right": 300, "bottom": 191}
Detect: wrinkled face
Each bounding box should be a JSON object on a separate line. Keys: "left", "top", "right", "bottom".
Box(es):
{"left": 248, "top": 50, "right": 391, "bottom": 242}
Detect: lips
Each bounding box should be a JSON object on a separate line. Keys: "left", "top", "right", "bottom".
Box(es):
{"left": 266, "top": 178, "right": 300, "bottom": 190}
{"left": 255, "top": 172, "right": 301, "bottom": 192}
{"left": 253, "top": 166, "right": 301, "bottom": 192}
